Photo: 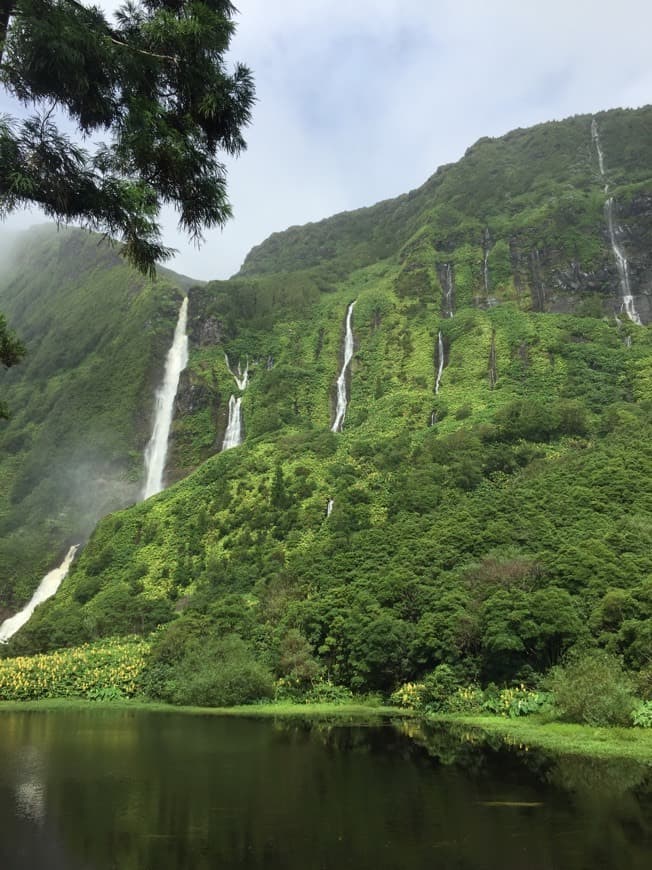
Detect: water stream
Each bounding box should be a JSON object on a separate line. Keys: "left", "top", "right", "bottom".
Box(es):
{"left": 0, "top": 546, "right": 79, "bottom": 643}
{"left": 142, "top": 297, "right": 189, "bottom": 498}
{"left": 222, "top": 395, "right": 244, "bottom": 451}
{"left": 331, "top": 301, "right": 357, "bottom": 432}
{"left": 435, "top": 330, "right": 445, "bottom": 395}
{"left": 591, "top": 119, "right": 642, "bottom": 325}
{"left": 222, "top": 356, "right": 249, "bottom": 450}
{"left": 443, "top": 263, "right": 455, "bottom": 317}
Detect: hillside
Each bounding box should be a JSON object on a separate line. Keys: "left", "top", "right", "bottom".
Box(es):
{"left": 0, "top": 226, "right": 190, "bottom": 612}
{"left": 1, "top": 108, "right": 651, "bottom": 694}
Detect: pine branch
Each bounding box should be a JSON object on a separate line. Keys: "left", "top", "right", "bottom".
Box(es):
{"left": 59, "top": 0, "right": 178, "bottom": 62}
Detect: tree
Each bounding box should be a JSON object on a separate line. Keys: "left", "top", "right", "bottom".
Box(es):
{"left": 0, "top": 0, "right": 254, "bottom": 274}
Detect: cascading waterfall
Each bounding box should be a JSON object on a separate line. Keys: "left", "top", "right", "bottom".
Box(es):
{"left": 435, "top": 330, "right": 445, "bottom": 394}
{"left": 331, "top": 301, "right": 357, "bottom": 433}
{"left": 326, "top": 499, "right": 334, "bottom": 517}
{"left": 0, "top": 546, "right": 79, "bottom": 643}
{"left": 605, "top": 198, "right": 642, "bottom": 325}
{"left": 224, "top": 354, "right": 249, "bottom": 390}
{"left": 222, "top": 356, "right": 249, "bottom": 450}
{"left": 222, "top": 395, "right": 244, "bottom": 450}
{"left": 142, "top": 297, "right": 189, "bottom": 499}
{"left": 443, "top": 264, "right": 455, "bottom": 317}
{"left": 591, "top": 118, "right": 642, "bottom": 325}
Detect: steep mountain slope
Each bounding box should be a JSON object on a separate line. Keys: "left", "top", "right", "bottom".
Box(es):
{"left": 0, "top": 226, "right": 190, "bottom": 611}
{"left": 2, "top": 108, "right": 652, "bottom": 692}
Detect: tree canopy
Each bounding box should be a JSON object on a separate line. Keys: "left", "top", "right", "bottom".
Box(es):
{"left": 0, "top": 0, "right": 254, "bottom": 273}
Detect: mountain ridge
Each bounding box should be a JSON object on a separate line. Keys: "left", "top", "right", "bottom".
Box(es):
{"left": 1, "top": 106, "right": 651, "bottom": 696}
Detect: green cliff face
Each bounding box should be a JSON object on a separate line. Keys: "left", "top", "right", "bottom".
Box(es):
{"left": 0, "top": 226, "right": 188, "bottom": 611}
{"left": 2, "top": 108, "right": 652, "bottom": 690}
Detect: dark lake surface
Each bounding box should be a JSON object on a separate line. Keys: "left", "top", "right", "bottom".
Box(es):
{"left": 0, "top": 709, "right": 650, "bottom": 869}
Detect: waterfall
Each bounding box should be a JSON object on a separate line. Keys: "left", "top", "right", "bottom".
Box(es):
{"left": 591, "top": 118, "right": 607, "bottom": 189}
{"left": 605, "top": 198, "right": 642, "bottom": 325}
{"left": 482, "top": 229, "right": 490, "bottom": 295}
{"left": 326, "top": 499, "right": 334, "bottom": 517}
{"left": 222, "top": 356, "right": 249, "bottom": 450}
{"left": 0, "top": 546, "right": 79, "bottom": 643}
{"left": 443, "top": 264, "right": 455, "bottom": 317}
{"left": 435, "top": 330, "right": 445, "bottom": 395}
{"left": 224, "top": 354, "right": 249, "bottom": 390}
{"left": 142, "top": 297, "right": 189, "bottom": 499}
{"left": 331, "top": 301, "right": 357, "bottom": 433}
{"left": 591, "top": 118, "right": 642, "bottom": 325}
{"left": 222, "top": 395, "right": 244, "bottom": 451}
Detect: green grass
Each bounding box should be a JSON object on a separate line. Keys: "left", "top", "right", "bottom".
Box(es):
{"left": 0, "top": 697, "right": 413, "bottom": 724}
{"left": 430, "top": 713, "right": 652, "bottom": 761}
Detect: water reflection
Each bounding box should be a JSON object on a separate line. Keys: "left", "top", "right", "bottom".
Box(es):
{"left": 0, "top": 710, "right": 649, "bottom": 870}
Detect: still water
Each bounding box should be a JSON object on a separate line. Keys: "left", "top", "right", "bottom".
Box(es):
{"left": 0, "top": 709, "right": 649, "bottom": 869}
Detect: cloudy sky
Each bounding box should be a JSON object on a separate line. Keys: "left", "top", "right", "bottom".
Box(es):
{"left": 3, "top": 0, "right": 652, "bottom": 280}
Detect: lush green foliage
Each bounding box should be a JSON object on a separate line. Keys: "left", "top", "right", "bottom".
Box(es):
{"left": 141, "top": 623, "right": 273, "bottom": 707}
{"left": 0, "top": 226, "right": 188, "bottom": 608}
{"left": 547, "top": 651, "right": 637, "bottom": 726}
{"left": 0, "top": 0, "right": 254, "bottom": 272}
{"left": 0, "top": 636, "right": 148, "bottom": 700}
{"left": 3, "top": 107, "right": 652, "bottom": 705}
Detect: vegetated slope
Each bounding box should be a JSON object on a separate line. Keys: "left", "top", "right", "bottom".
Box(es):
{"left": 4, "top": 109, "right": 652, "bottom": 693}
{"left": 0, "top": 226, "right": 190, "bottom": 612}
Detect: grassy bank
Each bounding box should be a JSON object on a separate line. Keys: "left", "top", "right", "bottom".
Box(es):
{"left": 0, "top": 697, "right": 412, "bottom": 723}
{"left": 430, "top": 713, "right": 652, "bottom": 762}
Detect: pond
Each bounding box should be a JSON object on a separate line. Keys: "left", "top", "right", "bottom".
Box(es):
{"left": 0, "top": 709, "right": 649, "bottom": 869}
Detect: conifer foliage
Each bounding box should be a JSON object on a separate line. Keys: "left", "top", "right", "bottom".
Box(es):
{"left": 0, "top": 0, "right": 254, "bottom": 273}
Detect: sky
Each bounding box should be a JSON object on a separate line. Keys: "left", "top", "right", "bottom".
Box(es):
{"left": 2, "top": 0, "right": 652, "bottom": 280}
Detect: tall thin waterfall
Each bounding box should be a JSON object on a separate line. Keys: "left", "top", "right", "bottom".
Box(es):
{"left": 591, "top": 118, "right": 607, "bottom": 190}
{"left": 605, "top": 198, "right": 642, "bottom": 325}
{"left": 443, "top": 264, "right": 455, "bottom": 317}
{"left": 222, "top": 395, "right": 244, "bottom": 450}
{"left": 222, "top": 356, "right": 249, "bottom": 450}
{"left": 142, "top": 297, "right": 189, "bottom": 499}
{"left": 591, "top": 118, "right": 642, "bottom": 325}
{"left": 0, "top": 546, "right": 79, "bottom": 643}
{"left": 482, "top": 229, "right": 490, "bottom": 296}
{"left": 331, "top": 301, "right": 357, "bottom": 433}
{"left": 326, "top": 499, "right": 334, "bottom": 517}
{"left": 435, "top": 330, "right": 445, "bottom": 394}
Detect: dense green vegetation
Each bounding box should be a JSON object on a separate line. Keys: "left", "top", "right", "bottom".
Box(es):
{"left": 0, "top": 226, "right": 189, "bottom": 609}
{"left": 1, "top": 108, "right": 652, "bottom": 714}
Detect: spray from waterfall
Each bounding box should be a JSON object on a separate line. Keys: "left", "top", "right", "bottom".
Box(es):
{"left": 331, "top": 301, "right": 357, "bottom": 433}
{"left": 591, "top": 118, "right": 642, "bottom": 325}
{"left": 222, "top": 356, "right": 249, "bottom": 450}
{"left": 435, "top": 331, "right": 445, "bottom": 395}
{"left": 142, "top": 297, "right": 189, "bottom": 499}
{"left": 0, "top": 546, "right": 79, "bottom": 643}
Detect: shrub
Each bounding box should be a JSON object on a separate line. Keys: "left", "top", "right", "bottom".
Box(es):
{"left": 547, "top": 651, "right": 636, "bottom": 726}
{"left": 482, "top": 685, "right": 552, "bottom": 717}
{"left": 632, "top": 701, "right": 652, "bottom": 728}
{"left": 304, "top": 680, "right": 353, "bottom": 705}
{"left": 163, "top": 634, "right": 274, "bottom": 708}
{"left": 390, "top": 681, "right": 425, "bottom": 709}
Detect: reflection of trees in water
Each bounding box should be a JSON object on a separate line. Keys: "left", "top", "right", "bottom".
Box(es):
{"left": 0, "top": 711, "right": 651, "bottom": 870}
